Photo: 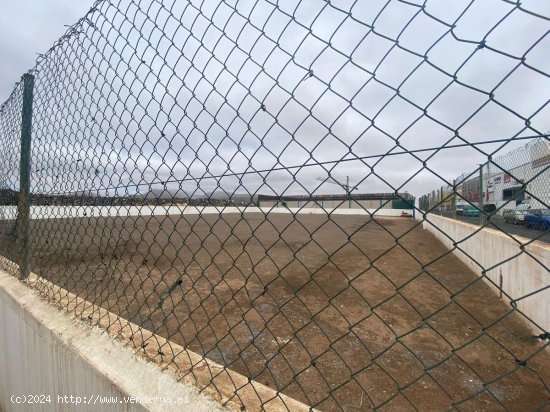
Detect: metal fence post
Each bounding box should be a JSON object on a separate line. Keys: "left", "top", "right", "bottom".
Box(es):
{"left": 440, "top": 186, "right": 444, "bottom": 215}
{"left": 452, "top": 179, "right": 457, "bottom": 220}
{"left": 17, "top": 73, "right": 34, "bottom": 279}
{"left": 479, "top": 163, "right": 484, "bottom": 227}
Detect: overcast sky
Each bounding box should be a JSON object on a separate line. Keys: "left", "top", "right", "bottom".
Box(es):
{"left": 0, "top": 1, "right": 92, "bottom": 96}
{"left": 1, "top": 0, "right": 549, "bottom": 199}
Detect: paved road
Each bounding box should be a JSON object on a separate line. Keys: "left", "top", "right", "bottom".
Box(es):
{"left": 436, "top": 212, "right": 550, "bottom": 243}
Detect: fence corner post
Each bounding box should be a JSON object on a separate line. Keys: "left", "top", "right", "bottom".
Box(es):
{"left": 17, "top": 72, "right": 34, "bottom": 279}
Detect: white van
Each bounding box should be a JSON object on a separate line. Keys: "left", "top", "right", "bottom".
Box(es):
{"left": 516, "top": 203, "right": 532, "bottom": 212}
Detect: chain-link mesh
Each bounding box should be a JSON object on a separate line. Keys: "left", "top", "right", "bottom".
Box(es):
{"left": 420, "top": 138, "right": 550, "bottom": 244}
{"left": 0, "top": 0, "right": 549, "bottom": 410}
{"left": 0, "top": 81, "right": 23, "bottom": 276}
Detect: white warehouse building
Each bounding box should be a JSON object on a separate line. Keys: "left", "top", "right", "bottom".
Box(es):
{"left": 458, "top": 138, "right": 549, "bottom": 214}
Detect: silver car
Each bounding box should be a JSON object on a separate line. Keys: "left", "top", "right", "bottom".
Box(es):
{"left": 503, "top": 209, "right": 525, "bottom": 225}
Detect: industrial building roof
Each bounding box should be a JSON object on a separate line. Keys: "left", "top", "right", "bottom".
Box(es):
{"left": 257, "top": 192, "right": 415, "bottom": 201}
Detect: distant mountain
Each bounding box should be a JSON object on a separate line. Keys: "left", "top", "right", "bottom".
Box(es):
{"left": 197, "top": 191, "right": 255, "bottom": 204}
{"left": 0, "top": 187, "right": 256, "bottom": 206}
{"left": 142, "top": 188, "right": 188, "bottom": 199}
{"left": 0, "top": 188, "right": 18, "bottom": 205}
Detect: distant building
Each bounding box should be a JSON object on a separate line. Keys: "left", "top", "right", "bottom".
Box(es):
{"left": 257, "top": 192, "right": 415, "bottom": 210}
{"left": 457, "top": 138, "right": 549, "bottom": 213}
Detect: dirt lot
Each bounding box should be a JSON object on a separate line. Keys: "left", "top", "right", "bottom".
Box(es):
{"left": 4, "top": 213, "right": 549, "bottom": 410}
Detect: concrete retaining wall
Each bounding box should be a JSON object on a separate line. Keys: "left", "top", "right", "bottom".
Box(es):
{"left": 418, "top": 213, "right": 549, "bottom": 332}
{"left": 0, "top": 269, "right": 315, "bottom": 412}
{"left": 0, "top": 205, "right": 413, "bottom": 219}
{"left": 0, "top": 270, "right": 226, "bottom": 412}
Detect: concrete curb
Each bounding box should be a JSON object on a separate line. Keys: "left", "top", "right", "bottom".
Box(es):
{"left": 0, "top": 270, "right": 226, "bottom": 412}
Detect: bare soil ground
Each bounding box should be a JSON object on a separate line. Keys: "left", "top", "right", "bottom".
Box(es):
{"left": 4, "top": 213, "right": 549, "bottom": 410}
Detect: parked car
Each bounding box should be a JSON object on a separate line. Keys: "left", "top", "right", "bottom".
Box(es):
{"left": 524, "top": 209, "right": 550, "bottom": 230}
{"left": 503, "top": 209, "right": 525, "bottom": 225}
{"left": 516, "top": 203, "right": 532, "bottom": 212}
{"left": 456, "top": 204, "right": 467, "bottom": 215}
{"left": 462, "top": 205, "right": 480, "bottom": 217}
{"left": 482, "top": 203, "right": 496, "bottom": 213}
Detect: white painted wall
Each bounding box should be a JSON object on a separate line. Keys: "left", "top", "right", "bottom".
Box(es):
{"left": 417, "top": 213, "right": 549, "bottom": 332}
{"left": 0, "top": 205, "right": 413, "bottom": 219}
{"left": 0, "top": 270, "right": 226, "bottom": 412}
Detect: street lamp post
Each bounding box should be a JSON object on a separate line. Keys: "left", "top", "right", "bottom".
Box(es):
{"left": 316, "top": 175, "right": 356, "bottom": 208}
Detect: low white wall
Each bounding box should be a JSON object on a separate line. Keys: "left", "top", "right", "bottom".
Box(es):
{"left": 418, "top": 213, "right": 549, "bottom": 331}
{"left": 0, "top": 205, "right": 413, "bottom": 219}
{"left": 0, "top": 270, "right": 226, "bottom": 412}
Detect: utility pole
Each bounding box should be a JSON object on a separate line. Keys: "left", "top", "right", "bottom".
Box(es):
{"left": 346, "top": 175, "right": 350, "bottom": 208}
{"left": 479, "top": 163, "right": 485, "bottom": 227}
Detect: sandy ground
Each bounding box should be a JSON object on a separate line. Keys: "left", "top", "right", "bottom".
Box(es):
{"left": 2, "top": 213, "right": 549, "bottom": 410}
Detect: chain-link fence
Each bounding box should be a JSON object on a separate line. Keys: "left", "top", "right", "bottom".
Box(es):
{"left": 0, "top": 80, "right": 24, "bottom": 276}
{"left": 1, "top": 0, "right": 549, "bottom": 410}
{"left": 419, "top": 137, "right": 550, "bottom": 243}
